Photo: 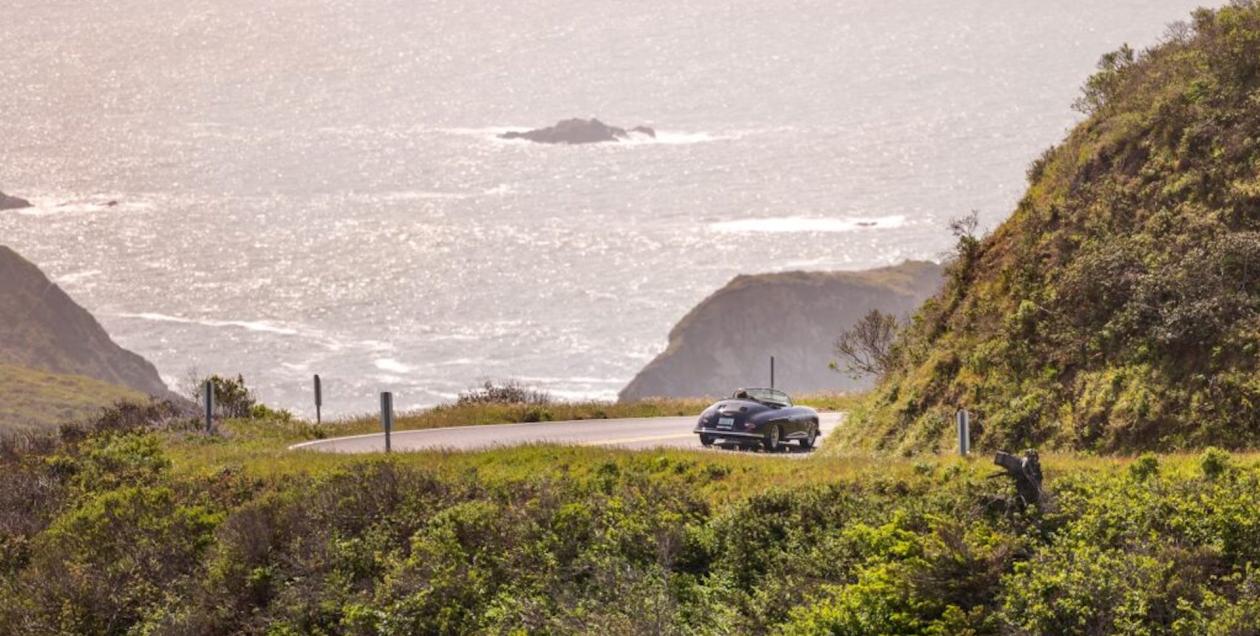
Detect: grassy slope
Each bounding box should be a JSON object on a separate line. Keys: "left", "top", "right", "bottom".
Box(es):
{"left": 0, "top": 362, "right": 145, "bottom": 435}
{"left": 843, "top": 4, "right": 1260, "bottom": 454}
{"left": 9, "top": 404, "right": 1260, "bottom": 634}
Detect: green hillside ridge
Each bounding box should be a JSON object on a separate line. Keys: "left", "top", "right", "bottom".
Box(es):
{"left": 0, "top": 362, "right": 146, "bottom": 435}
{"left": 841, "top": 4, "right": 1260, "bottom": 454}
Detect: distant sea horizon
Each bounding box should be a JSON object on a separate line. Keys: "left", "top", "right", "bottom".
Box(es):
{"left": 0, "top": 0, "right": 1211, "bottom": 417}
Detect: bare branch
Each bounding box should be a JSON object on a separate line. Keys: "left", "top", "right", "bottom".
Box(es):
{"left": 832, "top": 309, "right": 900, "bottom": 379}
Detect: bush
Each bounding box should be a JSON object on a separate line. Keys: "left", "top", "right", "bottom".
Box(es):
{"left": 1200, "top": 447, "right": 1232, "bottom": 479}
{"left": 456, "top": 380, "right": 551, "bottom": 406}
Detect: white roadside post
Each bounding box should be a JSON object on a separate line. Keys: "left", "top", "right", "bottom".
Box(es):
{"left": 204, "top": 380, "right": 214, "bottom": 433}
{"left": 956, "top": 408, "right": 971, "bottom": 456}
{"left": 381, "top": 392, "right": 394, "bottom": 453}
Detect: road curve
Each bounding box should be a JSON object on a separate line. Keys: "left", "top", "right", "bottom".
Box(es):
{"left": 291, "top": 412, "right": 844, "bottom": 455}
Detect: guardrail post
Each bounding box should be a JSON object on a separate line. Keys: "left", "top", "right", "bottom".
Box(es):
{"left": 380, "top": 391, "right": 394, "bottom": 453}
{"left": 314, "top": 374, "right": 322, "bottom": 426}
{"left": 204, "top": 380, "right": 214, "bottom": 433}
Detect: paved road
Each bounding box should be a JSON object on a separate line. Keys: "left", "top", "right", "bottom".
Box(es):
{"left": 291, "top": 412, "right": 844, "bottom": 455}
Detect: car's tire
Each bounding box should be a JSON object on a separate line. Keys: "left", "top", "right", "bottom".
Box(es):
{"left": 699, "top": 434, "right": 715, "bottom": 447}
{"left": 798, "top": 423, "right": 818, "bottom": 449}
{"left": 763, "top": 425, "right": 781, "bottom": 452}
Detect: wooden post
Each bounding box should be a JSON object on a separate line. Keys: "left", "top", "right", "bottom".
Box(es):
{"left": 380, "top": 392, "right": 393, "bottom": 453}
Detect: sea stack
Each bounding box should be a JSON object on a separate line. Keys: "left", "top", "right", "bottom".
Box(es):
{"left": 500, "top": 118, "right": 657, "bottom": 144}
{"left": 0, "top": 191, "right": 32, "bottom": 210}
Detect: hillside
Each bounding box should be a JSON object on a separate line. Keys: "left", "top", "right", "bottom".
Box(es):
{"left": 846, "top": 5, "right": 1260, "bottom": 454}
{"left": 0, "top": 245, "right": 173, "bottom": 400}
{"left": 620, "top": 261, "right": 942, "bottom": 401}
{"left": 0, "top": 362, "right": 145, "bottom": 434}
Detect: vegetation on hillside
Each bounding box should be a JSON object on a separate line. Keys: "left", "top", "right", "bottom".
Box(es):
{"left": 5, "top": 404, "right": 1260, "bottom": 634}
{"left": 0, "top": 362, "right": 146, "bottom": 435}
{"left": 844, "top": 3, "right": 1260, "bottom": 454}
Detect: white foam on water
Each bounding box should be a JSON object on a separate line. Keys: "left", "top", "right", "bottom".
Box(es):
{"left": 15, "top": 196, "right": 152, "bottom": 217}
{"left": 56, "top": 269, "right": 102, "bottom": 285}
{"left": 709, "top": 215, "right": 908, "bottom": 234}
{"left": 116, "top": 312, "right": 302, "bottom": 336}
{"left": 621, "top": 130, "right": 724, "bottom": 145}
{"left": 373, "top": 358, "right": 414, "bottom": 374}
{"left": 380, "top": 190, "right": 473, "bottom": 201}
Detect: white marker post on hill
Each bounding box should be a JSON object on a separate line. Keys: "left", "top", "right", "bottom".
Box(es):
{"left": 956, "top": 408, "right": 971, "bottom": 457}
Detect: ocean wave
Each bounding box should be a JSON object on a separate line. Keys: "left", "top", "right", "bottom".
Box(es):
{"left": 709, "top": 215, "right": 908, "bottom": 234}
{"left": 620, "top": 130, "right": 724, "bottom": 145}
{"left": 115, "top": 312, "right": 301, "bottom": 336}
{"left": 15, "top": 196, "right": 154, "bottom": 217}
{"left": 373, "top": 358, "right": 415, "bottom": 374}
{"left": 56, "top": 269, "right": 103, "bottom": 285}
{"left": 379, "top": 190, "right": 473, "bottom": 201}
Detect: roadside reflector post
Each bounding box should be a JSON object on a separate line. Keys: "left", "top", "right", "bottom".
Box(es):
{"left": 956, "top": 408, "right": 971, "bottom": 456}
{"left": 314, "top": 374, "right": 323, "bottom": 426}
{"left": 770, "top": 356, "right": 776, "bottom": 389}
{"left": 380, "top": 391, "right": 394, "bottom": 453}
{"left": 204, "top": 380, "right": 214, "bottom": 433}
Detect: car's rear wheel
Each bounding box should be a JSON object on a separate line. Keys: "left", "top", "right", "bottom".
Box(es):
{"left": 699, "top": 434, "right": 715, "bottom": 447}
{"left": 798, "top": 423, "right": 818, "bottom": 449}
{"left": 763, "top": 425, "right": 781, "bottom": 452}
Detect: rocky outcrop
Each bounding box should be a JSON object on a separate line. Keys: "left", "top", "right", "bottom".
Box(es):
{"left": 619, "top": 261, "right": 943, "bottom": 402}
{"left": 0, "top": 245, "right": 174, "bottom": 399}
{"left": 500, "top": 119, "right": 656, "bottom": 144}
{"left": 0, "top": 191, "right": 32, "bottom": 210}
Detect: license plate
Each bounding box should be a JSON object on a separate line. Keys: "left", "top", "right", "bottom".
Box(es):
{"left": 718, "top": 417, "right": 734, "bottom": 429}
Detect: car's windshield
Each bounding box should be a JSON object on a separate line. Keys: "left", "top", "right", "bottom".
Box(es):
{"left": 733, "top": 388, "right": 791, "bottom": 407}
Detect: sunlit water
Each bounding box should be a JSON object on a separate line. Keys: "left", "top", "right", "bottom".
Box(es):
{"left": 0, "top": 0, "right": 1209, "bottom": 416}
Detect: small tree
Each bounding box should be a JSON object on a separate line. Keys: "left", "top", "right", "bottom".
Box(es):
{"left": 190, "top": 374, "right": 257, "bottom": 419}
{"left": 832, "top": 310, "right": 900, "bottom": 379}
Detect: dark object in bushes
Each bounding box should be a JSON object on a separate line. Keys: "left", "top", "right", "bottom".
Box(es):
{"left": 994, "top": 450, "right": 1044, "bottom": 507}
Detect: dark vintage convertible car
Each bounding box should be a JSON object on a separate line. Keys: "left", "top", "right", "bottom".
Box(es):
{"left": 693, "top": 388, "right": 820, "bottom": 451}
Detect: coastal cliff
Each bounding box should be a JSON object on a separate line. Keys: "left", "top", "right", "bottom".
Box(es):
{"left": 619, "top": 260, "right": 942, "bottom": 401}
{"left": 0, "top": 246, "right": 174, "bottom": 402}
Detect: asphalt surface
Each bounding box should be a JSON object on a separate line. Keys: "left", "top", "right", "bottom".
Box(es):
{"left": 291, "top": 412, "right": 844, "bottom": 455}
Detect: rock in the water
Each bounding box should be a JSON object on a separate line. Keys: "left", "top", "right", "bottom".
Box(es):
{"left": 0, "top": 191, "right": 32, "bottom": 210}
{"left": 500, "top": 118, "right": 655, "bottom": 144}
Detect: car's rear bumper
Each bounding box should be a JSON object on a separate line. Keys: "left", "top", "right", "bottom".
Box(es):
{"left": 693, "top": 428, "right": 765, "bottom": 440}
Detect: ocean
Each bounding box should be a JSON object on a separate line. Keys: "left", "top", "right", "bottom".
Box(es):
{"left": 0, "top": 0, "right": 1209, "bottom": 417}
